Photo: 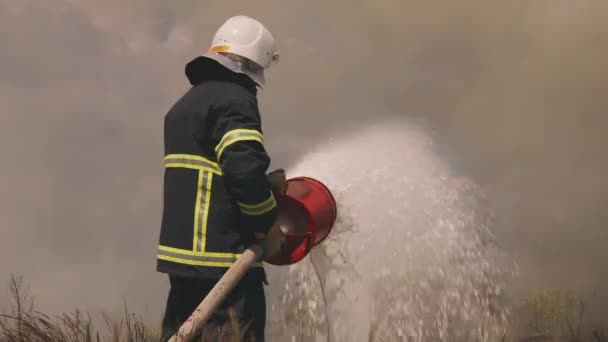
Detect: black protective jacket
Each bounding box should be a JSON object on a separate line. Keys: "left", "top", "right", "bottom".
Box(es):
{"left": 156, "top": 56, "right": 277, "bottom": 280}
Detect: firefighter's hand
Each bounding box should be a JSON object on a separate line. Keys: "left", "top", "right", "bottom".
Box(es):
{"left": 268, "top": 169, "right": 287, "bottom": 195}
{"left": 255, "top": 223, "right": 283, "bottom": 261}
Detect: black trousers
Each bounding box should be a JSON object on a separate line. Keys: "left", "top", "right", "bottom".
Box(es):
{"left": 160, "top": 274, "right": 266, "bottom": 342}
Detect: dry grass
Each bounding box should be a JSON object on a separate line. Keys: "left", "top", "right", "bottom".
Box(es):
{"left": 0, "top": 275, "right": 154, "bottom": 342}
{"left": 0, "top": 276, "right": 253, "bottom": 342}
{"left": 1, "top": 275, "right": 607, "bottom": 342}
{"left": 504, "top": 289, "right": 608, "bottom": 342}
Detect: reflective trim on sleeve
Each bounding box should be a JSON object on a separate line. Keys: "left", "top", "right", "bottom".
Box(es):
{"left": 164, "top": 154, "right": 222, "bottom": 175}
{"left": 238, "top": 192, "right": 277, "bottom": 216}
{"left": 215, "top": 129, "right": 264, "bottom": 160}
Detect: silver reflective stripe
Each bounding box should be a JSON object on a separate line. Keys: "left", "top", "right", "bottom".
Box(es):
{"left": 158, "top": 248, "right": 238, "bottom": 264}
{"left": 195, "top": 171, "right": 210, "bottom": 252}
{"left": 164, "top": 155, "right": 222, "bottom": 174}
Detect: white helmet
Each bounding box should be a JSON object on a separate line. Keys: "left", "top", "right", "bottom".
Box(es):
{"left": 208, "top": 16, "right": 279, "bottom": 70}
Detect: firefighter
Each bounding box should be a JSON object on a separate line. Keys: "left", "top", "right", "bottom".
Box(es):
{"left": 157, "top": 15, "right": 284, "bottom": 342}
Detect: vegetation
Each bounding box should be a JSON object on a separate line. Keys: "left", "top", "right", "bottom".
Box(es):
{"left": 0, "top": 276, "right": 155, "bottom": 342}
{"left": 1, "top": 275, "right": 606, "bottom": 341}
{"left": 0, "top": 276, "right": 252, "bottom": 342}
{"left": 507, "top": 288, "right": 607, "bottom": 342}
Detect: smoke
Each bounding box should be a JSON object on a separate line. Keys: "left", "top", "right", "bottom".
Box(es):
{"left": 1, "top": 0, "right": 607, "bottom": 326}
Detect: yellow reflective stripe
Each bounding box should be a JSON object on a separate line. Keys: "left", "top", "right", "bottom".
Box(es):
{"left": 238, "top": 193, "right": 277, "bottom": 216}
{"left": 200, "top": 171, "right": 213, "bottom": 252}
{"left": 159, "top": 245, "right": 240, "bottom": 258}
{"left": 164, "top": 154, "right": 222, "bottom": 175}
{"left": 192, "top": 171, "right": 213, "bottom": 252}
{"left": 192, "top": 171, "right": 203, "bottom": 252}
{"left": 158, "top": 254, "right": 234, "bottom": 267}
{"left": 237, "top": 193, "right": 275, "bottom": 209}
{"left": 215, "top": 129, "right": 264, "bottom": 160}
{"left": 164, "top": 154, "right": 220, "bottom": 165}
{"left": 157, "top": 245, "right": 263, "bottom": 267}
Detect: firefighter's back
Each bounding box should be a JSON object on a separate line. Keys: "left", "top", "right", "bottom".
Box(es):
{"left": 157, "top": 60, "right": 266, "bottom": 280}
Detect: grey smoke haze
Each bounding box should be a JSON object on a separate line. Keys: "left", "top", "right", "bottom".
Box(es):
{"left": 1, "top": 0, "right": 607, "bottom": 323}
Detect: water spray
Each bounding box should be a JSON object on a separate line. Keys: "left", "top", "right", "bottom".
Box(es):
{"left": 269, "top": 120, "right": 514, "bottom": 341}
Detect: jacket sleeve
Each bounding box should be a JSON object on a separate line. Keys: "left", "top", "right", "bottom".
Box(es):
{"left": 209, "top": 94, "right": 277, "bottom": 236}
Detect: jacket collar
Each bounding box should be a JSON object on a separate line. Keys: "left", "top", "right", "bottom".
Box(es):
{"left": 184, "top": 56, "right": 258, "bottom": 95}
